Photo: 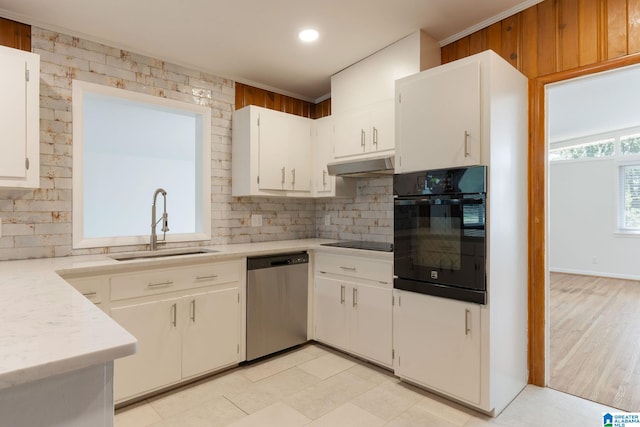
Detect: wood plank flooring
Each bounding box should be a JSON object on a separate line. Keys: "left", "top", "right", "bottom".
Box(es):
{"left": 549, "top": 272, "right": 640, "bottom": 412}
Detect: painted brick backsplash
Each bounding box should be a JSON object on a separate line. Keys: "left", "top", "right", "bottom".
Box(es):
{"left": 0, "top": 28, "right": 394, "bottom": 261}
{"left": 315, "top": 177, "right": 393, "bottom": 244}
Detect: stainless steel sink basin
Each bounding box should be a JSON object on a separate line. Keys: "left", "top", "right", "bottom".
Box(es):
{"left": 110, "top": 248, "right": 219, "bottom": 261}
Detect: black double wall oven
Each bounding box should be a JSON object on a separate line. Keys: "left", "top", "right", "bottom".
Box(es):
{"left": 393, "top": 165, "right": 487, "bottom": 304}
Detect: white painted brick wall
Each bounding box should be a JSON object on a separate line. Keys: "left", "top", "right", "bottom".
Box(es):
{"left": 0, "top": 27, "right": 319, "bottom": 261}
{"left": 316, "top": 177, "right": 393, "bottom": 244}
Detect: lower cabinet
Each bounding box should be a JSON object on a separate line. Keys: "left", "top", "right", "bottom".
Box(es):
{"left": 181, "top": 287, "right": 239, "bottom": 378}
{"left": 313, "top": 252, "right": 393, "bottom": 367}
{"left": 112, "top": 296, "right": 183, "bottom": 400}
{"left": 393, "top": 290, "right": 481, "bottom": 405}
{"left": 112, "top": 286, "right": 240, "bottom": 401}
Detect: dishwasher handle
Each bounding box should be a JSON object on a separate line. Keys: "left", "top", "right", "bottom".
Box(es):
{"left": 270, "top": 259, "right": 292, "bottom": 267}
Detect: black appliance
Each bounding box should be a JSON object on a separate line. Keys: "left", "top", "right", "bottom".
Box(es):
{"left": 393, "top": 165, "right": 487, "bottom": 304}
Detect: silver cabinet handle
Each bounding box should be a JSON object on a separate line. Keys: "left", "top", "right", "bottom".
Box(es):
{"left": 171, "top": 303, "right": 177, "bottom": 327}
{"left": 360, "top": 129, "right": 366, "bottom": 149}
{"left": 190, "top": 299, "right": 196, "bottom": 322}
{"left": 281, "top": 166, "right": 286, "bottom": 184}
{"left": 148, "top": 280, "right": 173, "bottom": 289}
{"left": 322, "top": 170, "right": 327, "bottom": 186}
{"left": 340, "top": 284, "right": 345, "bottom": 304}
{"left": 82, "top": 291, "right": 97, "bottom": 297}
{"left": 340, "top": 266, "right": 356, "bottom": 271}
{"left": 464, "top": 131, "right": 470, "bottom": 157}
{"left": 291, "top": 168, "right": 296, "bottom": 186}
{"left": 373, "top": 126, "right": 378, "bottom": 146}
{"left": 465, "top": 309, "right": 471, "bottom": 335}
{"left": 353, "top": 288, "right": 357, "bottom": 308}
{"left": 195, "top": 274, "right": 218, "bottom": 281}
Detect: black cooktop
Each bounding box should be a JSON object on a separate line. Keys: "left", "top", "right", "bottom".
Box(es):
{"left": 320, "top": 241, "right": 393, "bottom": 252}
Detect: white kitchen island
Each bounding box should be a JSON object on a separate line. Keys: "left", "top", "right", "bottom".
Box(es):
{"left": 0, "top": 256, "right": 137, "bottom": 427}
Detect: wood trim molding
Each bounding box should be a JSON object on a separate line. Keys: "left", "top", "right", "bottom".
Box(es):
{"left": 528, "top": 51, "right": 640, "bottom": 386}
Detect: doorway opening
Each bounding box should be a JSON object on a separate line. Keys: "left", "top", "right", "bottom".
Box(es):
{"left": 546, "top": 63, "right": 640, "bottom": 411}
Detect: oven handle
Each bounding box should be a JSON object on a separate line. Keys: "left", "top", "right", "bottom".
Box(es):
{"left": 394, "top": 196, "right": 484, "bottom": 206}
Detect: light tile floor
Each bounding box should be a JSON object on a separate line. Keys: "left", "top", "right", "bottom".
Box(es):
{"left": 115, "top": 343, "right": 618, "bottom": 427}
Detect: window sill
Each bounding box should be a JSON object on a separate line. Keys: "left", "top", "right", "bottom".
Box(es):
{"left": 614, "top": 230, "right": 640, "bottom": 238}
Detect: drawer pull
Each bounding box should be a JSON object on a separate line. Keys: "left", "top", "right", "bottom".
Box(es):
{"left": 195, "top": 274, "right": 218, "bottom": 281}
{"left": 148, "top": 280, "right": 173, "bottom": 289}
{"left": 340, "top": 266, "right": 357, "bottom": 271}
{"left": 82, "top": 291, "right": 97, "bottom": 297}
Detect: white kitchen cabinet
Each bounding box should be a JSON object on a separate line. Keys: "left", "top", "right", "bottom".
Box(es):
{"left": 396, "top": 60, "right": 480, "bottom": 172}
{"left": 333, "top": 99, "right": 394, "bottom": 159}
{"left": 182, "top": 287, "right": 239, "bottom": 378}
{"left": 63, "top": 274, "right": 109, "bottom": 312}
{"left": 0, "top": 45, "right": 39, "bottom": 188}
{"left": 395, "top": 50, "right": 527, "bottom": 173}
{"left": 311, "top": 116, "right": 356, "bottom": 198}
{"left": 112, "top": 296, "right": 182, "bottom": 401}
{"left": 313, "top": 251, "right": 393, "bottom": 367}
{"left": 109, "top": 259, "right": 243, "bottom": 403}
{"left": 232, "top": 105, "right": 311, "bottom": 196}
{"left": 313, "top": 276, "right": 349, "bottom": 350}
{"left": 394, "top": 290, "right": 481, "bottom": 405}
{"left": 331, "top": 30, "right": 440, "bottom": 160}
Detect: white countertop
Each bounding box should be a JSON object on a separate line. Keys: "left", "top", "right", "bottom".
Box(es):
{"left": 0, "top": 238, "right": 392, "bottom": 390}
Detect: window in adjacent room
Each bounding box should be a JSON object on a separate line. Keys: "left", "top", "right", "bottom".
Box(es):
{"left": 72, "top": 80, "right": 211, "bottom": 249}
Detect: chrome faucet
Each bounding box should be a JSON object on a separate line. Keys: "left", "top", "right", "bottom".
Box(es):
{"left": 150, "top": 188, "right": 169, "bottom": 251}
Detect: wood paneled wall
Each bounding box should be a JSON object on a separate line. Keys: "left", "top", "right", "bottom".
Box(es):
{"left": 441, "top": 0, "right": 640, "bottom": 79}
{"left": 235, "top": 82, "right": 331, "bottom": 119}
{"left": 442, "top": 0, "right": 640, "bottom": 387}
{"left": 0, "top": 17, "right": 31, "bottom": 51}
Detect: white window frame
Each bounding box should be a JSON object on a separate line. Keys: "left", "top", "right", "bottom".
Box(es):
{"left": 617, "top": 159, "right": 640, "bottom": 235}
{"left": 72, "top": 80, "right": 211, "bottom": 249}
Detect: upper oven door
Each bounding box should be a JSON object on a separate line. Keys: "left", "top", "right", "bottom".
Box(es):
{"left": 394, "top": 194, "right": 486, "bottom": 292}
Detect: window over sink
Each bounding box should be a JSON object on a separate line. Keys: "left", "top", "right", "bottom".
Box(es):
{"left": 72, "top": 80, "right": 211, "bottom": 249}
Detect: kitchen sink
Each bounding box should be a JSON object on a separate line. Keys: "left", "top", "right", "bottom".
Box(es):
{"left": 109, "top": 248, "right": 219, "bottom": 261}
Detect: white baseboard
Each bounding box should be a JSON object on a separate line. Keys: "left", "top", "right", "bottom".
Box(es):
{"left": 549, "top": 267, "right": 640, "bottom": 281}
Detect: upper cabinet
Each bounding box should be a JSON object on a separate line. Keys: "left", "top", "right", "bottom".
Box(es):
{"left": 312, "top": 116, "right": 355, "bottom": 198}
{"left": 331, "top": 30, "right": 440, "bottom": 160}
{"left": 232, "top": 105, "right": 312, "bottom": 197}
{"left": 0, "top": 45, "right": 39, "bottom": 188}
{"left": 395, "top": 50, "right": 527, "bottom": 173}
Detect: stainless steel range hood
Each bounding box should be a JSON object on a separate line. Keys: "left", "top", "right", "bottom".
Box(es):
{"left": 327, "top": 154, "right": 395, "bottom": 177}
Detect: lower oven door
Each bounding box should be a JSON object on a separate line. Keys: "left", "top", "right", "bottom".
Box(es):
{"left": 394, "top": 194, "right": 486, "bottom": 304}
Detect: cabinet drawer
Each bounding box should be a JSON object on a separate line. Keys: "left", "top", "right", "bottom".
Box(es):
{"left": 315, "top": 253, "right": 392, "bottom": 284}
{"left": 67, "top": 276, "right": 108, "bottom": 305}
{"left": 111, "top": 268, "right": 183, "bottom": 302}
{"left": 185, "top": 260, "right": 241, "bottom": 288}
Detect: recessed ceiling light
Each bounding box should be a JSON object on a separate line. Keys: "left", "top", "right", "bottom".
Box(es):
{"left": 299, "top": 29, "right": 319, "bottom": 43}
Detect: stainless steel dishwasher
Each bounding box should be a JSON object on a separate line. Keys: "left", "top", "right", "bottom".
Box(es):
{"left": 246, "top": 252, "right": 309, "bottom": 361}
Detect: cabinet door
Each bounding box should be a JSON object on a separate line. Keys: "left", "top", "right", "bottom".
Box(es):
{"left": 313, "top": 276, "right": 349, "bottom": 350}
{"left": 351, "top": 283, "right": 392, "bottom": 366}
{"left": 287, "top": 115, "right": 312, "bottom": 192}
{"left": 395, "top": 292, "right": 481, "bottom": 405}
{"left": 333, "top": 109, "right": 370, "bottom": 158}
{"left": 112, "top": 297, "right": 182, "bottom": 401}
{"left": 182, "top": 287, "right": 239, "bottom": 378}
{"left": 369, "top": 100, "right": 394, "bottom": 154}
{"left": 396, "top": 61, "right": 481, "bottom": 173}
{"left": 258, "top": 108, "right": 289, "bottom": 191}
{"left": 312, "top": 116, "right": 335, "bottom": 196}
{"left": 0, "top": 50, "right": 28, "bottom": 180}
